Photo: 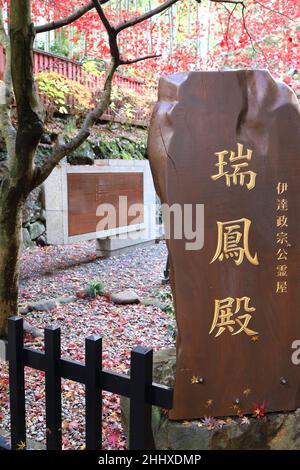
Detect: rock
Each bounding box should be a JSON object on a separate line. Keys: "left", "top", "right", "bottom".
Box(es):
{"left": 35, "top": 234, "right": 48, "bottom": 246}
{"left": 121, "top": 348, "right": 300, "bottom": 450}
{"left": 141, "top": 298, "right": 169, "bottom": 310}
{"left": 67, "top": 141, "right": 94, "bottom": 165}
{"left": 68, "top": 153, "right": 94, "bottom": 165}
{"left": 28, "top": 299, "right": 57, "bottom": 312}
{"left": 92, "top": 141, "right": 110, "bottom": 159}
{"left": 39, "top": 209, "right": 47, "bottom": 223}
{"left": 22, "top": 228, "right": 34, "bottom": 249}
{"left": 23, "top": 321, "right": 43, "bottom": 339}
{"left": 33, "top": 207, "right": 42, "bottom": 221}
{"left": 152, "top": 348, "right": 176, "bottom": 387}
{"left": 56, "top": 295, "right": 77, "bottom": 305}
{"left": 0, "top": 150, "right": 6, "bottom": 162}
{"left": 0, "top": 133, "right": 6, "bottom": 152}
{"left": 19, "top": 305, "right": 30, "bottom": 315}
{"left": 110, "top": 289, "right": 140, "bottom": 305}
{"left": 24, "top": 296, "right": 76, "bottom": 313}
{"left": 28, "top": 221, "right": 45, "bottom": 240}
{"left": 35, "top": 144, "right": 53, "bottom": 167}
{"left": 40, "top": 133, "right": 52, "bottom": 145}
{"left": 23, "top": 187, "right": 43, "bottom": 225}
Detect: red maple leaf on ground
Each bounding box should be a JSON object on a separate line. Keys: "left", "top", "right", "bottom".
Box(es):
{"left": 76, "top": 290, "right": 87, "bottom": 299}
{"left": 252, "top": 402, "right": 266, "bottom": 418}
{"left": 103, "top": 292, "right": 111, "bottom": 301}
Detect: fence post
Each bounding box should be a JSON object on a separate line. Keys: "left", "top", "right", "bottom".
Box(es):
{"left": 85, "top": 335, "right": 102, "bottom": 450}
{"left": 129, "top": 346, "right": 155, "bottom": 450}
{"left": 45, "top": 326, "right": 62, "bottom": 450}
{"left": 8, "top": 317, "right": 26, "bottom": 450}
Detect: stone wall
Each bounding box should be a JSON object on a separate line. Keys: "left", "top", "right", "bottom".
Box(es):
{"left": 22, "top": 185, "right": 47, "bottom": 248}
{"left": 67, "top": 135, "right": 147, "bottom": 165}
{"left": 21, "top": 142, "right": 53, "bottom": 249}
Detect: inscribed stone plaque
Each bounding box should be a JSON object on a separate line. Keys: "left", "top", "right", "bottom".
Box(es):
{"left": 68, "top": 172, "right": 144, "bottom": 237}
{"left": 148, "top": 70, "right": 300, "bottom": 419}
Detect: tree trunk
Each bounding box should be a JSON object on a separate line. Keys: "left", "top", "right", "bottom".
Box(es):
{"left": 0, "top": 189, "right": 23, "bottom": 338}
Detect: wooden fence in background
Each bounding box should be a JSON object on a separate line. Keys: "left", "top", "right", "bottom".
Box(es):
{"left": 0, "top": 47, "right": 149, "bottom": 126}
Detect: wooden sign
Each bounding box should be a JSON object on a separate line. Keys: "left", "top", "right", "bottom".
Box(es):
{"left": 67, "top": 172, "right": 144, "bottom": 237}
{"left": 148, "top": 70, "right": 300, "bottom": 419}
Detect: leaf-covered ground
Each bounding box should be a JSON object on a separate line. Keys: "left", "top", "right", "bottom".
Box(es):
{"left": 0, "top": 241, "right": 175, "bottom": 450}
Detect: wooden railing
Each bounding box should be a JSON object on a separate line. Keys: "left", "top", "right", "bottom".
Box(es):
{"left": 32, "top": 48, "right": 144, "bottom": 93}
{"left": 0, "top": 317, "right": 173, "bottom": 450}
{"left": 0, "top": 47, "right": 148, "bottom": 126}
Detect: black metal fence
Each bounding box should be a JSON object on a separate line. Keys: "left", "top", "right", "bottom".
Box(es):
{"left": 0, "top": 317, "right": 173, "bottom": 451}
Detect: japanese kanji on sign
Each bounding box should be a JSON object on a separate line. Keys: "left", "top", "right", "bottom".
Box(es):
{"left": 148, "top": 70, "right": 300, "bottom": 419}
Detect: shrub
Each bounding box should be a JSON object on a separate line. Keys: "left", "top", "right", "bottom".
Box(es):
{"left": 36, "top": 71, "right": 92, "bottom": 121}
{"left": 108, "top": 85, "right": 155, "bottom": 124}
{"left": 85, "top": 279, "right": 107, "bottom": 299}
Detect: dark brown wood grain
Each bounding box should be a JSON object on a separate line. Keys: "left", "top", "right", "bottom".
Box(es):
{"left": 148, "top": 70, "right": 300, "bottom": 419}
{"left": 67, "top": 172, "right": 144, "bottom": 237}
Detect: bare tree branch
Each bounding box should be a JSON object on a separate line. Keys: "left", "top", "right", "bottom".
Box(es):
{"left": 115, "top": 0, "right": 179, "bottom": 34}
{"left": 212, "top": 0, "right": 262, "bottom": 55}
{"left": 210, "top": 0, "right": 294, "bottom": 21}
{"left": 253, "top": 0, "right": 294, "bottom": 21}
{"left": 31, "top": 60, "right": 117, "bottom": 189}
{"left": 92, "top": 0, "right": 179, "bottom": 64}
{"left": 120, "top": 53, "right": 162, "bottom": 65}
{"left": 240, "top": 2, "right": 260, "bottom": 54}
{"left": 32, "top": 0, "right": 176, "bottom": 188}
{"left": 91, "top": 0, "right": 120, "bottom": 62}
{"left": 224, "top": 3, "right": 238, "bottom": 44}
{"left": 210, "top": 0, "right": 244, "bottom": 5}
{"left": 31, "top": 0, "right": 121, "bottom": 188}
{"left": 35, "top": 0, "right": 109, "bottom": 34}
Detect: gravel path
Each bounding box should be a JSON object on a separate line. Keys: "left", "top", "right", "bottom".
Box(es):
{"left": 0, "top": 241, "right": 175, "bottom": 450}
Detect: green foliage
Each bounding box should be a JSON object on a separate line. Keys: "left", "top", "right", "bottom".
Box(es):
{"left": 51, "top": 29, "right": 73, "bottom": 58}
{"left": 156, "top": 289, "right": 176, "bottom": 317}
{"left": 110, "top": 85, "right": 154, "bottom": 124}
{"left": 162, "top": 304, "right": 175, "bottom": 317}
{"left": 85, "top": 279, "right": 107, "bottom": 299}
{"left": 168, "top": 324, "right": 177, "bottom": 341}
{"left": 36, "top": 72, "right": 92, "bottom": 121}
{"left": 67, "top": 140, "right": 95, "bottom": 165}
{"left": 156, "top": 289, "right": 173, "bottom": 305}
{"left": 37, "top": 72, "right": 69, "bottom": 115}
{"left": 82, "top": 59, "right": 106, "bottom": 76}
{"left": 144, "top": 288, "right": 176, "bottom": 340}
{"left": 48, "top": 42, "right": 70, "bottom": 58}
{"left": 120, "top": 151, "right": 132, "bottom": 160}
{"left": 91, "top": 137, "right": 147, "bottom": 161}
{"left": 62, "top": 118, "right": 78, "bottom": 137}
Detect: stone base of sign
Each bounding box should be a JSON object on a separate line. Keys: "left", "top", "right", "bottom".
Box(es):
{"left": 96, "top": 236, "right": 156, "bottom": 258}
{"left": 121, "top": 348, "right": 300, "bottom": 450}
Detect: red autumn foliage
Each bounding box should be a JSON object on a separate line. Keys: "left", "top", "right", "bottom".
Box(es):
{"left": 1, "top": 1, "right": 298, "bottom": 91}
